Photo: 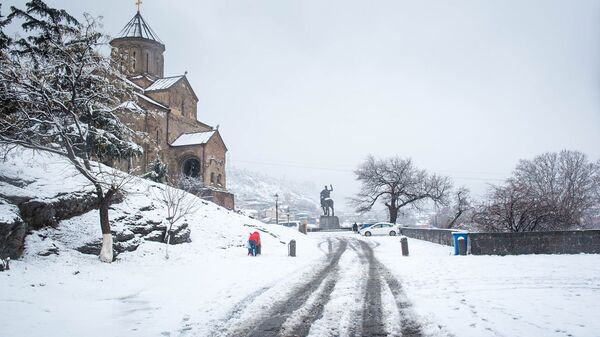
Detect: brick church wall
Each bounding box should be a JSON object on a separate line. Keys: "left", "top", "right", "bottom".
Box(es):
{"left": 203, "top": 136, "right": 227, "bottom": 189}
{"left": 145, "top": 81, "right": 198, "bottom": 121}
{"left": 109, "top": 15, "right": 233, "bottom": 210}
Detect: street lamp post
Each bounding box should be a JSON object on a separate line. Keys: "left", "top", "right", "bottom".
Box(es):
{"left": 275, "top": 193, "right": 279, "bottom": 225}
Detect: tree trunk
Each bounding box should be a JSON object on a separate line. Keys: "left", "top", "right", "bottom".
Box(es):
{"left": 98, "top": 188, "right": 117, "bottom": 263}
{"left": 165, "top": 222, "right": 173, "bottom": 259}
{"left": 388, "top": 206, "right": 398, "bottom": 224}
{"left": 98, "top": 200, "right": 113, "bottom": 262}
{"left": 448, "top": 210, "right": 463, "bottom": 229}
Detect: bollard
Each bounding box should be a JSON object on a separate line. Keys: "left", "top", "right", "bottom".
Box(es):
{"left": 288, "top": 239, "right": 296, "bottom": 257}
{"left": 400, "top": 236, "right": 409, "bottom": 256}
{"left": 299, "top": 222, "right": 308, "bottom": 235}
{"left": 458, "top": 237, "right": 467, "bottom": 256}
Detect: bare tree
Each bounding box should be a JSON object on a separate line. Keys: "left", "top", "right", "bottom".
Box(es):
{"left": 431, "top": 187, "right": 472, "bottom": 229}
{"left": 429, "top": 206, "right": 452, "bottom": 228}
{"left": 447, "top": 187, "right": 471, "bottom": 228}
{"left": 154, "top": 181, "right": 199, "bottom": 259}
{"left": 473, "top": 181, "right": 544, "bottom": 232}
{"left": 474, "top": 150, "right": 600, "bottom": 232}
{"left": 0, "top": 1, "right": 140, "bottom": 262}
{"left": 352, "top": 155, "right": 451, "bottom": 223}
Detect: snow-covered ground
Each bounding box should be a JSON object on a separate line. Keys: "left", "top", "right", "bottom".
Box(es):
{"left": 368, "top": 233, "right": 600, "bottom": 337}
{"left": 3, "top": 232, "right": 599, "bottom": 336}
{"left": 0, "top": 148, "right": 323, "bottom": 336}
{"left": 2, "top": 150, "right": 599, "bottom": 337}
{"left": 1, "top": 236, "right": 323, "bottom": 336}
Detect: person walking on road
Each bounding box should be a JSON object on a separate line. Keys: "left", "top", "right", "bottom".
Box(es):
{"left": 352, "top": 222, "right": 358, "bottom": 233}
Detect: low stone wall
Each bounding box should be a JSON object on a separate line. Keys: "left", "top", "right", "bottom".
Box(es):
{"left": 399, "top": 227, "right": 459, "bottom": 246}
{"left": 469, "top": 230, "right": 600, "bottom": 255}
{"left": 399, "top": 227, "right": 600, "bottom": 255}
{"left": 210, "top": 190, "right": 235, "bottom": 210}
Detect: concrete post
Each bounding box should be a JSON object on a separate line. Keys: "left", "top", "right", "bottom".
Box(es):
{"left": 458, "top": 237, "right": 467, "bottom": 256}
{"left": 400, "top": 236, "right": 409, "bottom": 256}
{"left": 289, "top": 239, "right": 296, "bottom": 257}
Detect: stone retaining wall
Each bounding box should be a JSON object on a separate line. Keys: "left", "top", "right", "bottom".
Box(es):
{"left": 399, "top": 227, "right": 459, "bottom": 246}
{"left": 469, "top": 230, "right": 600, "bottom": 255}
{"left": 398, "top": 227, "right": 600, "bottom": 255}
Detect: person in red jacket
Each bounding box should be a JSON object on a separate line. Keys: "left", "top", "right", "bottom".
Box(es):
{"left": 249, "top": 231, "right": 261, "bottom": 256}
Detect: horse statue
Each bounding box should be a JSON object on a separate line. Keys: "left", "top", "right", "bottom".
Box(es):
{"left": 321, "top": 198, "right": 334, "bottom": 216}
{"left": 320, "top": 185, "right": 335, "bottom": 216}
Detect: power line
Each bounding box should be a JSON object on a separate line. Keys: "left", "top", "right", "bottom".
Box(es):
{"left": 230, "top": 158, "right": 508, "bottom": 183}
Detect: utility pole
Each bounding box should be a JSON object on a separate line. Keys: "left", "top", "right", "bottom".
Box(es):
{"left": 275, "top": 193, "right": 279, "bottom": 225}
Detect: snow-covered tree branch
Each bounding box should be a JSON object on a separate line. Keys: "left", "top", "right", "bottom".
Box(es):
{"left": 0, "top": 0, "right": 140, "bottom": 262}
{"left": 473, "top": 150, "right": 600, "bottom": 232}
{"left": 154, "top": 180, "right": 200, "bottom": 259}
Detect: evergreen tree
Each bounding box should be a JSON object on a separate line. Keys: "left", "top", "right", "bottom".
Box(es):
{"left": 0, "top": 4, "right": 12, "bottom": 51}
{"left": 142, "top": 158, "right": 168, "bottom": 183}
{"left": 0, "top": 0, "right": 141, "bottom": 262}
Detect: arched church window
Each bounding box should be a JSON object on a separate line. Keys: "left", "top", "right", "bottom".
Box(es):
{"left": 132, "top": 51, "right": 136, "bottom": 69}
{"left": 181, "top": 100, "right": 185, "bottom": 117}
{"left": 210, "top": 172, "right": 215, "bottom": 183}
{"left": 182, "top": 157, "right": 201, "bottom": 178}
{"left": 217, "top": 174, "right": 222, "bottom": 185}
{"left": 146, "top": 52, "right": 149, "bottom": 73}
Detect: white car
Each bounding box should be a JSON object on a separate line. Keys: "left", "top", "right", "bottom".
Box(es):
{"left": 359, "top": 222, "right": 400, "bottom": 236}
{"left": 279, "top": 221, "right": 301, "bottom": 229}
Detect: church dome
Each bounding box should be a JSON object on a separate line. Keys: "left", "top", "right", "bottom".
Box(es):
{"left": 115, "top": 11, "right": 164, "bottom": 47}
{"left": 110, "top": 10, "right": 165, "bottom": 78}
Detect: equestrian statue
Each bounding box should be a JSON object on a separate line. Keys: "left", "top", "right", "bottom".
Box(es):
{"left": 320, "top": 185, "right": 334, "bottom": 216}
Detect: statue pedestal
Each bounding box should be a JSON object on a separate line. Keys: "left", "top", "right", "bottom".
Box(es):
{"left": 319, "top": 216, "right": 340, "bottom": 230}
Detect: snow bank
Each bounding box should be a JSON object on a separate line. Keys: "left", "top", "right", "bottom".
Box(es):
{"left": 0, "top": 147, "right": 324, "bottom": 336}
{"left": 370, "top": 235, "right": 600, "bottom": 337}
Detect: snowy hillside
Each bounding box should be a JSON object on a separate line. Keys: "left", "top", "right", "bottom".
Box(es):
{"left": 227, "top": 166, "right": 320, "bottom": 216}
{"left": 2, "top": 149, "right": 599, "bottom": 337}
{"left": 0, "top": 148, "right": 328, "bottom": 337}
{"left": 0, "top": 148, "right": 313, "bottom": 258}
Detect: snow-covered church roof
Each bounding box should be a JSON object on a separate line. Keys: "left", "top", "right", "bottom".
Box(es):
{"left": 171, "top": 131, "right": 216, "bottom": 147}
{"left": 145, "top": 75, "right": 184, "bottom": 92}
{"left": 117, "top": 11, "right": 164, "bottom": 45}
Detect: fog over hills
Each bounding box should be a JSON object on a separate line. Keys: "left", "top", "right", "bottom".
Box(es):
{"left": 227, "top": 166, "right": 321, "bottom": 218}
{"left": 227, "top": 167, "right": 405, "bottom": 225}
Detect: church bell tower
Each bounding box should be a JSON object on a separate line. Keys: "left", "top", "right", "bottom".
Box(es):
{"left": 110, "top": 7, "right": 165, "bottom": 79}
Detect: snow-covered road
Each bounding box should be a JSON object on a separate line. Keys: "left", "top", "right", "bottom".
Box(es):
{"left": 213, "top": 236, "right": 423, "bottom": 336}
{"left": 2, "top": 231, "right": 600, "bottom": 337}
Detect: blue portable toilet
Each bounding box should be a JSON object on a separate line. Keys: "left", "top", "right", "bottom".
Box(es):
{"left": 452, "top": 232, "right": 469, "bottom": 255}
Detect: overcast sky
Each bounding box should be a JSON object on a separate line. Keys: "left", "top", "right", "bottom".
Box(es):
{"left": 4, "top": 0, "right": 600, "bottom": 211}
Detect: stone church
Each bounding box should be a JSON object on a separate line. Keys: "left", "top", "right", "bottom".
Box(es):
{"left": 110, "top": 10, "right": 234, "bottom": 209}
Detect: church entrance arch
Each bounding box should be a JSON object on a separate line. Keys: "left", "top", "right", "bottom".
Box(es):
{"left": 181, "top": 157, "right": 201, "bottom": 178}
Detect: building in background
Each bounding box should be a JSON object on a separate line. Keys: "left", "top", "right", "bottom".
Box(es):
{"left": 110, "top": 9, "right": 234, "bottom": 209}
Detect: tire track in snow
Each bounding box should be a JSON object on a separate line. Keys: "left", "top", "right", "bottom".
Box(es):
{"left": 359, "top": 239, "right": 425, "bottom": 337}
{"left": 359, "top": 240, "right": 387, "bottom": 336}
{"left": 202, "top": 286, "right": 271, "bottom": 336}
{"left": 304, "top": 239, "right": 367, "bottom": 337}
{"left": 279, "top": 264, "right": 339, "bottom": 336}
{"left": 223, "top": 238, "right": 347, "bottom": 337}
{"left": 380, "top": 265, "right": 424, "bottom": 337}
{"left": 217, "top": 236, "right": 429, "bottom": 337}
